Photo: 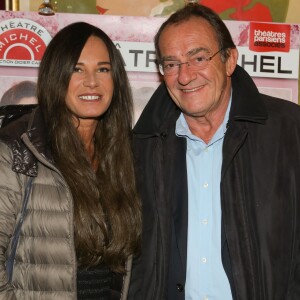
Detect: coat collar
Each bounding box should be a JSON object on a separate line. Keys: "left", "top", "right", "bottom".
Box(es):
{"left": 133, "top": 65, "right": 268, "bottom": 136}
{"left": 230, "top": 65, "right": 267, "bottom": 123}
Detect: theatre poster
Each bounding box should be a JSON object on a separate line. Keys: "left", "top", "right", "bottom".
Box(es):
{"left": 0, "top": 11, "right": 299, "bottom": 123}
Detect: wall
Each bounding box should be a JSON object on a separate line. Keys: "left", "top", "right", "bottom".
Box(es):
{"left": 22, "top": 0, "right": 300, "bottom": 23}
{"left": 13, "top": 1, "right": 300, "bottom": 104}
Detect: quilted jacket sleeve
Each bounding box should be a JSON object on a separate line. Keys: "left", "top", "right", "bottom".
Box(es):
{"left": 0, "top": 141, "right": 24, "bottom": 299}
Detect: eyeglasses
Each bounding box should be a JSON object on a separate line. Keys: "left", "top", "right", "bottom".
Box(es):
{"left": 159, "top": 48, "right": 225, "bottom": 76}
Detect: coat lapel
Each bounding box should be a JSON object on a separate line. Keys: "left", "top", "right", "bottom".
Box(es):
{"left": 171, "top": 136, "right": 188, "bottom": 275}
{"left": 159, "top": 108, "right": 189, "bottom": 279}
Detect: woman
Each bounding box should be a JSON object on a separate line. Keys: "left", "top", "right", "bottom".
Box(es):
{"left": 0, "top": 22, "right": 140, "bottom": 299}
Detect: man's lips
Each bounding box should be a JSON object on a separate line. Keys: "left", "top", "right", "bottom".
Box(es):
{"left": 180, "top": 86, "right": 203, "bottom": 93}
{"left": 96, "top": 5, "right": 108, "bottom": 14}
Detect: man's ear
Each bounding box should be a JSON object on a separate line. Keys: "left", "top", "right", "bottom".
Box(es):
{"left": 226, "top": 47, "right": 238, "bottom": 77}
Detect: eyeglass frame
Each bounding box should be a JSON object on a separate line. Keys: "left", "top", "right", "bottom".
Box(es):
{"left": 158, "top": 47, "right": 226, "bottom": 76}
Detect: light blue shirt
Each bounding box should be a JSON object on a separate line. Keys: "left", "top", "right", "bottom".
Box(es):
{"left": 175, "top": 99, "right": 232, "bottom": 300}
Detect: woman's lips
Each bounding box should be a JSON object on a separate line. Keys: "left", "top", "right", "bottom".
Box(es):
{"left": 79, "top": 94, "right": 101, "bottom": 101}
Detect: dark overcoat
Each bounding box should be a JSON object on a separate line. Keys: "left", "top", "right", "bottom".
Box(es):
{"left": 129, "top": 65, "right": 300, "bottom": 300}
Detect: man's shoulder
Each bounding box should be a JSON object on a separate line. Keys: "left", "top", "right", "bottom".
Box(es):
{"left": 262, "top": 94, "right": 300, "bottom": 119}
{"left": 134, "top": 83, "right": 179, "bottom": 134}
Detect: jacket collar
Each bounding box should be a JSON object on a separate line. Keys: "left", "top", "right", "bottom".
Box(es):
{"left": 133, "top": 65, "right": 268, "bottom": 136}
{"left": 0, "top": 106, "right": 51, "bottom": 176}
{"left": 26, "top": 106, "right": 51, "bottom": 160}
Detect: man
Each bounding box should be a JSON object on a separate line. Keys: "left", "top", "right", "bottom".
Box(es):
{"left": 129, "top": 3, "right": 300, "bottom": 300}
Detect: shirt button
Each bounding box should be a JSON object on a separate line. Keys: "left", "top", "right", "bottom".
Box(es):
{"left": 202, "top": 219, "right": 208, "bottom": 225}
{"left": 203, "top": 297, "right": 209, "bottom": 300}
{"left": 203, "top": 182, "right": 208, "bottom": 188}
{"left": 176, "top": 283, "right": 184, "bottom": 292}
{"left": 201, "top": 257, "right": 207, "bottom": 263}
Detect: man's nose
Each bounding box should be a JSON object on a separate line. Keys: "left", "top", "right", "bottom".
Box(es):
{"left": 177, "top": 61, "right": 196, "bottom": 85}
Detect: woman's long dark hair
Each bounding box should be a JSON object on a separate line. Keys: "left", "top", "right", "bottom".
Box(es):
{"left": 37, "top": 22, "right": 140, "bottom": 272}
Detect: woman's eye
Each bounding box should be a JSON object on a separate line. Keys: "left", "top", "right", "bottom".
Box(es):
{"left": 98, "top": 67, "right": 111, "bottom": 73}
{"left": 73, "top": 66, "right": 82, "bottom": 73}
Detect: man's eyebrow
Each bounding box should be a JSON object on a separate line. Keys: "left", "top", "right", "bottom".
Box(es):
{"left": 161, "top": 47, "right": 209, "bottom": 62}
{"left": 160, "top": 56, "right": 179, "bottom": 62}
{"left": 186, "top": 47, "right": 209, "bottom": 57}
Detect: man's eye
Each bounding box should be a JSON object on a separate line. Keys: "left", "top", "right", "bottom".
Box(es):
{"left": 194, "top": 56, "right": 207, "bottom": 64}
{"left": 164, "top": 62, "right": 177, "bottom": 70}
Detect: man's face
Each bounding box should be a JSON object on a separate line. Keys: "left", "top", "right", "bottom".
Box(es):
{"left": 158, "top": 17, "right": 237, "bottom": 121}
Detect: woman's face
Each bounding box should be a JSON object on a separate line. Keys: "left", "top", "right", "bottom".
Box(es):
{"left": 65, "top": 35, "right": 114, "bottom": 124}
